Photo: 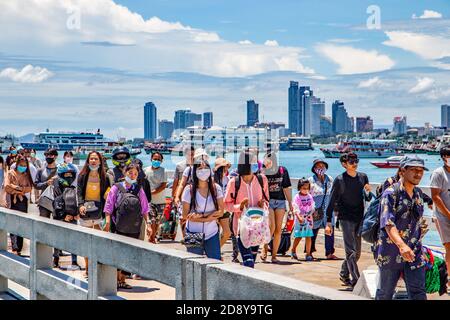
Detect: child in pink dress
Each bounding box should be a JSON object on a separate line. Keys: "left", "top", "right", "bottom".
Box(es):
{"left": 290, "top": 178, "right": 315, "bottom": 261}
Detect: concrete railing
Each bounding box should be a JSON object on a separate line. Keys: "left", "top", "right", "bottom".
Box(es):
{"left": 0, "top": 207, "right": 364, "bottom": 300}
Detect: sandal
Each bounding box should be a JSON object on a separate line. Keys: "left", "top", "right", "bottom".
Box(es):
{"left": 290, "top": 252, "right": 298, "bottom": 260}
{"left": 260, "top": 248, "right": 267, "bottom": 262}
{"left": 117, "top": 281, "right": 132, "bottom": 290}
{"left": 326, "top": 254, "right": 339, "bottom": 260}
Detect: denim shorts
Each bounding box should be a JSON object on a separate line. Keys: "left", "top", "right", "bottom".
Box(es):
{"left": 269, "top": 199, "right": 286, "bottom": 210}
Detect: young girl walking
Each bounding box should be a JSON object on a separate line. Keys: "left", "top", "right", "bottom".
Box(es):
{"left": 290, "top": 178, "right": 315, "bottom": 261}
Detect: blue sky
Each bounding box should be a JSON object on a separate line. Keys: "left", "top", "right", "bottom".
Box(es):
{"left": 0, "top": 0, "right": 449, "bottom": 138}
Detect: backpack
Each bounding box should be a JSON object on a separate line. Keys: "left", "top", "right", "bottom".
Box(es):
{"left": 360, "top": 183, "right": 401, "bottom": 244}
{"left": 53, "top": 185, "right": 78, "bottom": 220}
{"left": 114, "top": 183, "right": 143, "bottom": 234}
{"left": 231, "top": 174, "right": 269, "bottom": 204}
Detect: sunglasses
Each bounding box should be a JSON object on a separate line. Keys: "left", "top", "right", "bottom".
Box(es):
{"left": 347, "top": 159, "right": 359, "bottom": 165}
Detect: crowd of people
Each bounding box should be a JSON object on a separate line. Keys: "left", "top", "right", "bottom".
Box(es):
{"left": 0, "top": 143, "right": 449, "bottom": 300}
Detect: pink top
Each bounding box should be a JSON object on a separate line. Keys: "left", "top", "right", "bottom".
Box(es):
{"left": 224, "top": 175, "right": 269, "bottom": 235}
{"left": 293, "top": 193, "right": 315, "bottom": 215}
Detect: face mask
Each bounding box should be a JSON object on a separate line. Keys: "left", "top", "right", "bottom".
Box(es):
{"left": 196, "top": 168, "right": 211, "bottom": 181}
{"left": 11, "top": 150, "right": 17, "bottom": 155}
{"left": 125, "top": 176, "right": 137, "bottom": 185}
{"left": 30, "top": 153, "right": 36, "bottom": 158}
{"left": 89, "top": 165, "right": 99, "bottom": 171}
{"left": 60, "top": 177, "right": 75, "bottom": 186}
{"left": 17, "top": 165, "right": 27, "bottom": 173}
{"left": 46, "top": 157, "right": 55, "bottom": 164}
{"left": 314, "top": 167, "right": 327, "bottom": 176}
{"left": 65, "top": 158, "right": 73, "bottom": 164}
{"left": 152, "top": 160, "right": 161, "bottom": 168}
{"left": 251, "top": 163, "right": 259, "bottom": 173}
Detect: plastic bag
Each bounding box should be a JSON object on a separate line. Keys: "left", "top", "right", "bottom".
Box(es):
{"left": 239, "top": 207, "right": 271, "bottom": 248}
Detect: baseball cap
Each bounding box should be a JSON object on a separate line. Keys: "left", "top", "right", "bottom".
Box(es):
{"left": 400, "top": 156, "right": 428, "bottom": 171}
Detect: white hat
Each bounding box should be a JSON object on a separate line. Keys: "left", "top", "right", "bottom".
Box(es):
{"left": 193, "top": 148, "right": 209, "bottom": 162}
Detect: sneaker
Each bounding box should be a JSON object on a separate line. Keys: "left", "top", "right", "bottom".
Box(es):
{"left": 305, "top": 255, "right": 314, "bottom": 262}
{"left": 232, "top": 257, "right": 240, "bottom": 263}
{"left": 339, "top": 275, "right": 352, "bottom": 286}
{"left": 69, "top": 263, "right": 81, "bottom": 271}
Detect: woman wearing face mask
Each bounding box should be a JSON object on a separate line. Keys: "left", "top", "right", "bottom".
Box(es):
{"left": 307, "top": 159, "right": 338, "bottom": 260}
{"left": 145, "top": 152, "right": 168, "bottom": 243}
{"left": 35, "top": 148, "right": 59, "bottom": 218}
{"left": 29, "top": 149, "right": 42, "bottom": 203}
{"left": 181, "top": 159, "right": 224, "bottom": 260}
{"left": 77, "top": 151, "right": 111, "bottom": 278}
{"left": 104, "top": 163, "right": 151, "bottom": 289}
{"left": 5, "top": 147, "right": 17, "bottom": 171}
{"left": 261, "top": 152, "right": 293, "bottom": 263}
{"left": 224, "top": 149, "right": 269, "bottom": 268}
{"left": 4, "top": 155, "right": 34, "bottom": 255}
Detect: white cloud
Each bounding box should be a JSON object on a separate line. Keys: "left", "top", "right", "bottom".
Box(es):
{"left": 264, "top": 40, "right": 279, "bottom": 47}
{"left": 412, "top": 10, "right": 443, "bottom": 20}
{"left": 315, "top": 44, "right": 395, "bottom": 74}
{"left": 358, "top": 77, "right": 383, "bottom": 88}
{"left": 384, "top": 31, "right": 450, "bottom": 61}
{"left": 0, "top": 65, "right": 54, "bottom": 83}
{"left": 327, "top": 38, "right": 362, "bottom": 44}
{"left": 239, "top": 40, "right": 253, "bottom": 45}
{"left": 0, "top": 0, "right": 314, "bottom": 78}
{"left": 409, "top": 77, "right": 435, "bottom": 93}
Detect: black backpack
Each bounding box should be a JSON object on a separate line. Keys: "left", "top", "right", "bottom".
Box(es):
{"left": 231, "top": 174, "right": 269, "bottom": 204}
{"left": 53, "top": 185, "right": 78, "bottom": 220}
{"left": 360, "top": 183, "right": 401, "bottom": 244}
{"left": 114, "top": 183, "right": 143, "bottom": 234}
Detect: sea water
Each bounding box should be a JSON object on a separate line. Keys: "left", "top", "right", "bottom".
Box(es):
{"left": 35, "top": 148, "right": 444, "bottom": 247}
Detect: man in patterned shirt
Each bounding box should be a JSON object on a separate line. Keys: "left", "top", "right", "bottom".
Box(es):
{"left": 374, "top": 156, "right": 429, "bottom": 300}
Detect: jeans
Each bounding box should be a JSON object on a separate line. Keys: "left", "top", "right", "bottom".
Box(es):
{"left": 306, "top": 227, "right": 335, "bottom": 256}
{"left": 375, "top": 266, "right": 427, "bottom": 300}
{"left": 187, "top": 232, "right": 221, "bottom": 260}
{"left": 237, "top": 237, "right": 259, "bottom": 268}
{"left": 339, "top": 219, "right": 362, "bottom": 284}
{"left": 10, "top": 197, "right": 28, "bottom": 253}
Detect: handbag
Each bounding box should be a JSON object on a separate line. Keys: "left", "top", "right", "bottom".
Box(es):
{"left": 82, "top": 201, "right": 102, "bottom": 220}
{"left": 38, "top": 184, "right": 55, "bottom": 212}
{"left": 312, "top": 178, "right": 328, "bottom": 222}
{"left": 182, "top": 189, "right": 209, "bottom": 249}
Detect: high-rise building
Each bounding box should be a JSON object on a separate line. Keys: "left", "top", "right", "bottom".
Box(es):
{"left": 247, "top": 100, "right": 259, "bottom": 127}
{"left": 288, "top": 81, "right": 300, "bottom": 135}
{"left": 356, "top": 116, "right": 374, "bottom": 132}
{"left": 186, "top": 112, "right": 202, "bottom": 127}
{"left": 203, "top": 112, "right": 213, "bottom": 128}
{"left": 332, "top": 100, "right": 352, "bottom": 133}
{"left": 174, "top": 109, "right": 189, "bottom": 130}
{"left": 158, "top": 120, "right": 174, "bottom": 140}
{"left": 144, "top": 102, "right": 157, "bottom": 140}
{"left": 310, "top": 97, "right": 325, "bottom": 136}
{"left": 393, "top": 116, "right": 407, "bottom": 135}
{"left": 441, "top": 104, "right": 450, "bottom": 128}
{"left": 288, "top": 82, "right": 323, "bottom": 136}
{"left": 320, "top": 116, "right": 333, "bottom": 137}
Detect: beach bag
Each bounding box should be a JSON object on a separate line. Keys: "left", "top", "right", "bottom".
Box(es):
{"left": 182, "top": 189, "right": 209, "bottom": 249}
{"left": 239, "top": 207, "right": 271, "bottom": 248}
{"left": 114, "top": 183, "right": 143, "bottom": 234}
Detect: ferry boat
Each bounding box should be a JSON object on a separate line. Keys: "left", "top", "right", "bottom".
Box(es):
{"left": 73, "top": 145, "right": 141, "bottom": 160}
{"left": 321, "top": 139, "right": 401, "bottom": 158}
{"left": 279, "top": 136, "right": 314, "bottom": 151}
{"left": 0, "top": 135, "right": 17, "bottom": 154}
{"left": 21, "top": 130, "right": 110, "bottom": 151}
{"left": 370, "top": 156, "right": 404, "bottom": 168}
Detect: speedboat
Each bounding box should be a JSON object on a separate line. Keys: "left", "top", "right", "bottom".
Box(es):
{"left": 370, "top": 156, "right": 404, "bottom": 168}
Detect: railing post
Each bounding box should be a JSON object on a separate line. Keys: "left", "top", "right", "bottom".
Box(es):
{"left": 0, "top": 229, "right": 7, "bottom": 293}
{"left": 30, "top": 239, "right": 53, "bottom": 300}
{"left": 88, "top": 259, "right": 117, "bottom": 299}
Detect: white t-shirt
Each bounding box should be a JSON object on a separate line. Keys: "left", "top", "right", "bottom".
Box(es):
{"left": 144, "top": 166, "right": 168, "bottom": 204}
{"left": 181, "top": 184, "right": 223, "bottom": 240}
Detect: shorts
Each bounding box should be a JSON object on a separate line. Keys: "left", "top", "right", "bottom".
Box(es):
{"left": 219, "top": 211, "right": 231, "bottom": 221}
{"left": 79, "top": 218, "right": 103, "bottom": 228}
{"left": 150, "top": 204, "right": 165, "bottom": 224}
{"left": 435, "top": 211, "right": 450, "bottom": 244}
{"left": 269, "top": 199, "right": 286, "bottom": 210}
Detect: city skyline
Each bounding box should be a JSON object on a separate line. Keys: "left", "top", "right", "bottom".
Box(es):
{"left": 0, "top": 1, "right": 449, "bottom": 138}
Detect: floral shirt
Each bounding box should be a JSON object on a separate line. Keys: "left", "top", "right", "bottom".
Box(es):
{"left": 374, "top": 183, "right": 426, "bottom": 270}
